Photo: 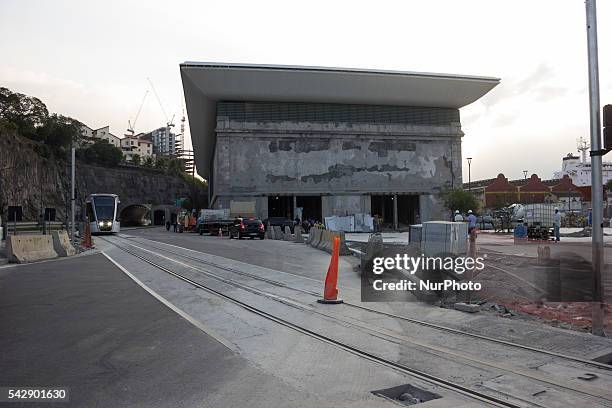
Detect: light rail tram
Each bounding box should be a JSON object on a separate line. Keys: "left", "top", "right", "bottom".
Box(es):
{"left": 85, "top": 194, "right": 120, "bottom": 234}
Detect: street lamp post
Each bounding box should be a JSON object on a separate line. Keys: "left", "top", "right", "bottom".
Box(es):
{"left": 467, "top": 157, "right": 473, "bottom": 193}
{"left": 585, "top": 0, "right": 605, "bottom": 336}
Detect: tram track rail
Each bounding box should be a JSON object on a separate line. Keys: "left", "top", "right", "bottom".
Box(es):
{"left": 115, "top": 234, "right": 612, "bottom": 372}
{"left": 100, "top": 235, "right": 529, "bottom": 408}
{"left": 101, "top": 235, "right": 612, "bottom": 406}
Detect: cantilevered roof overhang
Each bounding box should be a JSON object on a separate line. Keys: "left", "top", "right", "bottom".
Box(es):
{"left": 180, "top": 62, "right": 500, "bottom": 180}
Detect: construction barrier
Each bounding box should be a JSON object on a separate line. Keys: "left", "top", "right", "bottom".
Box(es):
{"left": 309, "top": 228, "right": 323, "bottom": 248}
{"left": 265, "top": 224, "right": 273, "bottom": 239}
{"left": 315, "top": 230, "right": 351, "bottom": 255}
{"left": 334, "top": 231, "right": 352, "bottom": 256}
{"left": 273, "top": 225, "right": 283, "bottom": 240}
{"left": 7, "top": 234, "right": 58, "bottom": 263}
{"left": 294, "top": 227, "right": 304, "bottom": 243}
{"left": 317, "top": 236, "right": 343, "bottom": 304}
{"left": 305, "top": 228, "right": 314, "bottom": 244}
{"left": 283, "top": 226, "right": 294, "bottom": 241}
{"left": 81, "top": 221, "right": 93, "bottom": 248}
{"left": 51, "top": 231, "right": 76, "bottom": 257}
{"left": 317, "top": 230, "right": 332, "bottom": 252}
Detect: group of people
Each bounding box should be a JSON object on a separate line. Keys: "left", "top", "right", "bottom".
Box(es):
{"left": 455, "top": 208, "right": 563, "bottom": 242}
{"left": 297, "top": 218, "right": 325, "bottom": 233}
{"left": 453, "top": 209, "right": 478, "bottom": 234}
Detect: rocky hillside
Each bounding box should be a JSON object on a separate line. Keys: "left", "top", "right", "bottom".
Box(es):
{"left": 0, "top": 127, "right": 198, "bottom": 222}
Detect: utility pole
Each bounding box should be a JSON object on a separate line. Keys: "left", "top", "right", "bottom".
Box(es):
{"left": 585, "top": 0, "right": 605, "bottom": 336}
{"left": 71, "top": 138, "right": 76, "bottom": 244}
{"left": 467, "top": 157, "right": 472, "bottom": 193}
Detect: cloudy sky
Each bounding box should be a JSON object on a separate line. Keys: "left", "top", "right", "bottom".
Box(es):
{"left": 1, "top": 0, "right": 611, "bottom": 181}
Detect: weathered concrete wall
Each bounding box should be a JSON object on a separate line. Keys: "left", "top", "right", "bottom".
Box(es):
{"left": 211, "top": 120, "right": 463, "bottom": 220}
{"left": 214, "top": 120, "right": 462, "bottom": 195}
{"left": 0, "top": 129, "right": 196, "bottom": 222}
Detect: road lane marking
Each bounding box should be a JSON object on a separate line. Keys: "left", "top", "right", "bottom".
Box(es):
{"left": 101, "top": 251, "right": 238, "bottom": 353}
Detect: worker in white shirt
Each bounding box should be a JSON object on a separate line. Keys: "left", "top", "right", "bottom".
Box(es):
{"left": 454, "top": 210, "right": 464, "bottom": 222}
{"left": 553, "top": 207, "right": 561, "bottom": 242}
{"left": 467, "top": 210, "right": 477, "bottom": 234}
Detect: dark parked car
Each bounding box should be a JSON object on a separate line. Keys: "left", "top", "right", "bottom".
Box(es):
{"left": 229, "top": 217, "right": 265, "bottom": 240}
{"left": 264, "top": 217, "right": 294, "bottom": 233}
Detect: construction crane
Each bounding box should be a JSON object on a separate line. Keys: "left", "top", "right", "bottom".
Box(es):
{"left": 147, "top": 77, "right": 178, "bottom": 155}
{"left": 147, "top": 77, "right": 175, "bottom": 128}
{"left": 127, "top": 90, "right": 149, "bottom": 136}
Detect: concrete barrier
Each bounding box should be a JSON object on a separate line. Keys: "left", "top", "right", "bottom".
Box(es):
{"left": 7, "top": 234, "right": 58, "bottom": 263}
{"left": 52, "top": 231, "right": 76, "bottom": 257}
{"left": 273, "top": 226, "right": 283, "bottom": 240}
{"left": 310, "top": 228, "right": 323, "bottom": 248}
{"left": 317, "top": 230, "right": 351, "bottom": 255}
{"left": 317, "top": 230, "right": 332, "bottom": 251}
{"left": 294, "top": 227, "right": 304, "bottom": 243}
{"left": 305, "top": 229, "right": 313, "bottom": 244}
{"left": 283, "top": 226, "right": 294, "bottom": 241}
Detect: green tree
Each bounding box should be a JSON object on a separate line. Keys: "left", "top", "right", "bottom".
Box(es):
{"left": 154, "top": 155, "right": 168, "bottom": 170}
{"left": 440, "top": 188, "right": 480, "bottom": 215}
{"left": 78, "top": 140, "right": 123, "bottom": 167}
{"left": 0, "top": 87, "right": 49, "bottom": 139}
{"left": 37, "top": 114, "right": 81, "bottom": 154}
{"left": 131, "top": 154, "right": 141, "bottom": 166}
{"left": 167, "top": 157, "right": 186, "bottom": 176}
{"left": 0, "top": 87, "right": 82, "bottom": 156}
{"left": 142, "top": 156, "right": 154, "bottom": 168}
{"left": 182, "top": 174, "right": 209, "bottom": 209}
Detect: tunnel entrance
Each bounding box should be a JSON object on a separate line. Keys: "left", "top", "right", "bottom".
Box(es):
{"left": 44, "top": 207, "right": 56, "bottom": 222}
{"left": 8, "top": 206, "right": 23, "bottom": 222}
{"left": 153, "top": 209, "right": 166, "bottom": 225}
{"left": 295, "top": 196, "right": 322, "bottom": 222}
{"left": 267, "top": 196, "right": 293, "bottom": 220}
{"left": 120, "top": 204, "right": 150, "bottom": 227}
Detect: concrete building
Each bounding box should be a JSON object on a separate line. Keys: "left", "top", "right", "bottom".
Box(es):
{"left": 79, "top": 124, "right": 153, "bottom": 163}
{"left": 466, "top": 173, "right": 585, "bottom": 211}
{"left": 181, "top": 62, "right": 499, "bottom": 227}
{"left": 120, "top": 134, "right": 153, "bottom": 163}
{"left": 93, "top": 126, "right": 122, "bottom": 147}
{"left": 144, "top": 126, "right": 179, "bottom": 156}
{"left": 78, "top": 125, "right": 121, "bottom": 147}
{"left": 79, "top": 124, "right": 94, "bottom": 140}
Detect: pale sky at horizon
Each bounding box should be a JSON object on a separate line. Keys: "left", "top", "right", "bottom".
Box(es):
{"left": 1, "top": 0, "right": 611, "bottom": 182}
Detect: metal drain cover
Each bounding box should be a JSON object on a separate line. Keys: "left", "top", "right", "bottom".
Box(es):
{"left": 372, "top": 384, "right": 442, "bottom": 406}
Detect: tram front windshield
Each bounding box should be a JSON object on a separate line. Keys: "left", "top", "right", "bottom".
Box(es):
{"left": 93, "top": 196, "right": 115, "bottom": 220}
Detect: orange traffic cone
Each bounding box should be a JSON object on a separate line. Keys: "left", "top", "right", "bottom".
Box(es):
{"left": 318, "top": 236, "right": 343, "bottom": 304}
{"left": 82, "top": 221, "right": 93, "bottom": 248}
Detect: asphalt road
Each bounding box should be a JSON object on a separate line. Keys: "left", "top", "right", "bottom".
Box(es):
{"left": 0, "top": 253, "right": 333, "bottom": 408}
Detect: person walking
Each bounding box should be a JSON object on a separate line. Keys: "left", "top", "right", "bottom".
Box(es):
{"left": 553, "top": 207, "right": 561, "bottom": 242}
{"left": 453, "top": 210, "right": 464, "bottom": 222}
